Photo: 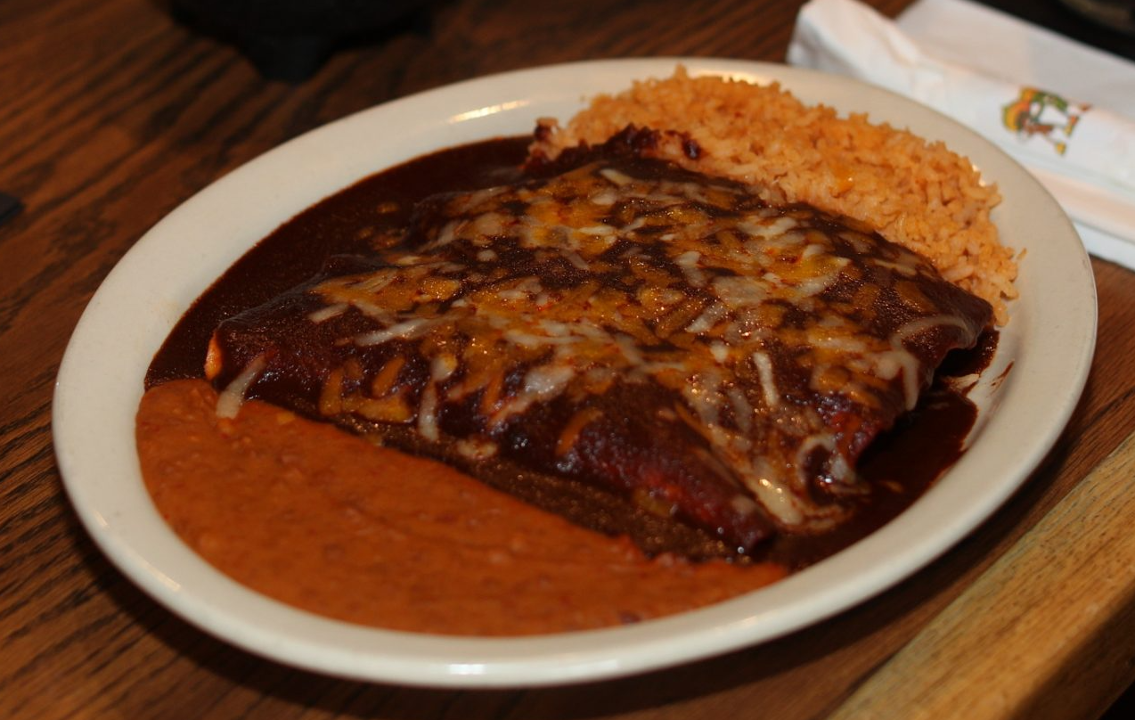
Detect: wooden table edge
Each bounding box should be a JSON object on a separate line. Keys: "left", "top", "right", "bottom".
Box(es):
{"left": 826, "top": 429, "right": 1135, "bottom": 719}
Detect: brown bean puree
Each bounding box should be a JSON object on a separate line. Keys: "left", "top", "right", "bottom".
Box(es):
{"left": 138, "top": 379, "right": 785, "bottom": 635}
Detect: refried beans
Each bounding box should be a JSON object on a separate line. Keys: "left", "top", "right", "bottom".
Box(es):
{"left": 138, "top": 379, "right": 785, "bottom": 636}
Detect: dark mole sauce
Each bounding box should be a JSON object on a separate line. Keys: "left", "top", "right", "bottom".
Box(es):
{"left": 146, "top": 137, "right": 531, "bottom": 386}
{"left": 146, "top": 135, "right": 995, "bottom": 570}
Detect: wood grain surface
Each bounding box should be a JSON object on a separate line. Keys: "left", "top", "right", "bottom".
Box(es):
{"left": 828, "top": 423, "right": 1135, "bottom": 720}
{"left": 2, "top": 0, "right": 1132, "bottom": 718}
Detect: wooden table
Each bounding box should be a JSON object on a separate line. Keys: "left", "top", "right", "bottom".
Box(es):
{"left": 2, "top": 0, "right": 1133, "bottom": 717}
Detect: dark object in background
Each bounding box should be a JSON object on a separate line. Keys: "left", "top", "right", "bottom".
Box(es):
{"left": 171, "top": 0, "right": 428, "bottom": 83}
{"left": 976, "top": 0, "right": 1135, "bottom": 60}
{"left": 1058, "top": 0, "right": 1135, "bottom": 36}
{"left": 0, "top": 193, "right": 22, "bottom": 229}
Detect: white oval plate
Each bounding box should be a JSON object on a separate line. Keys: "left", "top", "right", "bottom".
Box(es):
{"left": 53, "top": 58, "right": 1096, "bottom": 687}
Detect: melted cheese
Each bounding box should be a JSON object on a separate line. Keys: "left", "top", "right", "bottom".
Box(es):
{"left": 300, "top": 160, "right": 984, "bottom": 532}
{"left": 215, "top": 355, "right": 266, "bottom": 419}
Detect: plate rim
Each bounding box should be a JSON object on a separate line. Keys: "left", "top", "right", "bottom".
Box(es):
{"left": 52, "top": 57, "right": 1097, "bottom": 687}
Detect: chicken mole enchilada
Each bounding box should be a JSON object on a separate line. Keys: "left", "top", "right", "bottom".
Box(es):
{"left": 137, "top": 69, "right": 1015, "bottom": 636}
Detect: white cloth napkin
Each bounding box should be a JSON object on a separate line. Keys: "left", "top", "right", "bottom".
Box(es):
{"left": 787, "top": 0, "right": 1135, "bottom": 268}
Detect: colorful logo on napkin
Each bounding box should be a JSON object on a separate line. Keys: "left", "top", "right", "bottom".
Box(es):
{"left": 1002, "top": 87, "right": 1090, "bottom": 156}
